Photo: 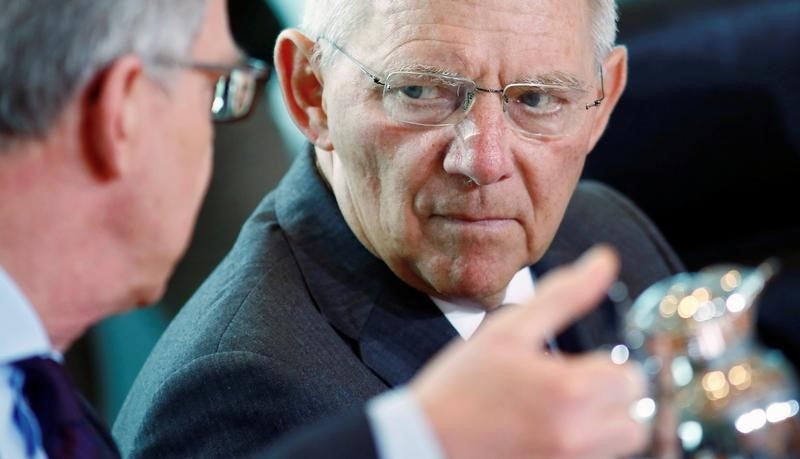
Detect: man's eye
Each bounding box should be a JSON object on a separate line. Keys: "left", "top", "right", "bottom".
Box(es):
{"left": 399, "top": 85, "right": 438, "bottom": 99}
{"left": 515, "top": 91, "right": 561, "bottom": 112}
{"left": 400, "top": 86, "right": 423, "bottom": 99}
{"left": 519, "top": 91, "right": 545, "bottom": 108}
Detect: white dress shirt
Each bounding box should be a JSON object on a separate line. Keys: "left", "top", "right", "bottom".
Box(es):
{"left": 431, "top": 267, "right": 536, "bottom": 339}
{"left": 0, "top": 265, "right": 51, "bottom": 459}
{"left": 368, "top": 267, "right": 536, "bottom": 459}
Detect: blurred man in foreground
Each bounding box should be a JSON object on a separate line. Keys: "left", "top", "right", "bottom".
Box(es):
{"left": 0, "top": 1, "right": 651, "bottom": 458}
{"left": 0, "top": 0, "right": 261, "bottom": 456}
{"left": 117, "top": 0, "right": 682, "bottom": 458}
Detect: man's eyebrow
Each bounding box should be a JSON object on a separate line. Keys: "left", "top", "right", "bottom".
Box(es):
{"left": 384, "top": 64, "right": 588, "bottom": 90}
{"left": 391, "top": 63, "right": 462, "bottom": 77}
{"left": 519, "top": 71, "right": 587, "bottom": 90}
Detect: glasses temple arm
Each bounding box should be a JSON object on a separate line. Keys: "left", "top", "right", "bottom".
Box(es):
{"left": 317, "top": 36, "right": 385, "bottom": 86}
{"left": 585, "top": 66, "right": 605, "bottom": 110}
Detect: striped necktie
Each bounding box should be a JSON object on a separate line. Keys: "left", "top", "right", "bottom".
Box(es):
{"left": 10, "top": 366, "right": 44, "bottom": 458}
{"left": 14, "top": 357, "right": 116, "bottom": 458}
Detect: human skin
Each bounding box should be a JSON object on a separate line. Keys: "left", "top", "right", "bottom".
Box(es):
{"left": 288, "top": 0, "right": 627, "bottom": 309}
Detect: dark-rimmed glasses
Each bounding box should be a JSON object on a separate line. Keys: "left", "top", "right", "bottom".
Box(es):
{"left": 318, "top": 37, "right": 604, "bottom": 138}
{"left": 155, "top": 59, "right": 270, "bottom": 122}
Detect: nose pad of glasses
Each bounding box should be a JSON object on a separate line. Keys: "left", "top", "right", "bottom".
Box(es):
{"left": 452, "top": 116, "right": 481, "bottom": 153}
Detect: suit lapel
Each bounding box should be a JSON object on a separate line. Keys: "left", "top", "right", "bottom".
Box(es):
{"left": 359, "top": 276, "right": 458, "bottom": 386}
{"left": 275, "top": 146, "right": 383, "bottom": 339}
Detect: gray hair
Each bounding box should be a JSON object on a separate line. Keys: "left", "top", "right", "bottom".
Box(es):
{"left": 0, "top": 0, "right": 210, "bottom": 145}
{"left": 300, "top": 0, "right": 371, "bottom": 68}
{"left": 301, "top": 0, "right": 618, "bottom": 68}
{"left": 589, "top": 0, "right": 619, "bottom": 62}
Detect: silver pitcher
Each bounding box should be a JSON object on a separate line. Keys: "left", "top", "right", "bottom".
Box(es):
{"left": 624, "top": 261, "right": 800, "bottom": 458}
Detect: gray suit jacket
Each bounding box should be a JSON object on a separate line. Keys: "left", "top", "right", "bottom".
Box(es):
{"left": 113, "top": 146, "right": 682, "bottom": 458}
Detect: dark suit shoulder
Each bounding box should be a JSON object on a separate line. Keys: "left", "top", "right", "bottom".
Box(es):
{"left": 117, "top": 350, "right": 378, "bottom": 458}
{"left": 553, "top": 180, "right": 684, "bottom": 297}
{"left": 544, "top": 181, "right": 684, "bottom": 351}
{"left": 113, "top": 194, "right": 385, "bottom": 458}
{"left": 252, "top": 407, "right": 377, "bottom": 459}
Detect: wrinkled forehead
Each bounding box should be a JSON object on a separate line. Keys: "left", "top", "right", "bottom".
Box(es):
{"left": 347, "top": 0, "right": 595, "bottom": 81}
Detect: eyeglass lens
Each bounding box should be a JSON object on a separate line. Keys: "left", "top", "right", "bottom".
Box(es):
{"left": 381, "top": 72, "right": 587, "bottom": 137}
{"left": 211, "top": 68, "right": 260, "bottom": 122}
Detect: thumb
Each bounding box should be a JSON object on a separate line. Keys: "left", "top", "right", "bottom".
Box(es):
{"left": 481, "top": 245, "right": 620, "bottom": 347}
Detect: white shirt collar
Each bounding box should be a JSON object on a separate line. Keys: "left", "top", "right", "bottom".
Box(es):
{"left": 0, "top": 265, "right": 53, "bottom": 365}
{"left": 430, "top": 267, "right": 535, "bottom": 340}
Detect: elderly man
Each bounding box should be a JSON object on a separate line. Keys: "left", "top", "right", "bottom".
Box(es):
{"left": 116, "top": 0, "right": 682, "bottom": 457}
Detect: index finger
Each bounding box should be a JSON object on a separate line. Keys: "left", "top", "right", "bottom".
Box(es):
{"left": 481, "top": 245, "right": 620, "bottom": 348}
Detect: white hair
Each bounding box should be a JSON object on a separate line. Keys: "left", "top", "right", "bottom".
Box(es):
{"left": 589, "top": 0, "right": 620, "bottom": 62}
{"left": 0, "top": 0, "right": 210, "bottom": 144}
{"left": 301, "top": 0, "right": 618, "bottom": 67}
{"left": 300, "top": 0, "right": 371, "bottom": 68}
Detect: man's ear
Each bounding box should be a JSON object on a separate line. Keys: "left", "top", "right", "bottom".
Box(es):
{"left": 82, "top": 54, "right": 146, "bottom": 180}
{"left": 586, "top": 46, "right": 627, "bottom": 152}
{"left": 274, "top": 29, "right": 332, "bottom": 150}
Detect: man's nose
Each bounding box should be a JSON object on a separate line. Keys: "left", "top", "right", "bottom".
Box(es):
{"left": 442, "top": 96, "right": 513, "bottom": 186}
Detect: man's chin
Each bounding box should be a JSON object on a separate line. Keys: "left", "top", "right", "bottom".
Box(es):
{"left": 429, "top": 273, "right": 513, "bottom": 309}
{"left": 132, "top": 280, "right": 168, "bottom": 309}
{"left": 406, "top": 254, "right": 525, "bottom": 307}
{"left": 133, "top": 254, "right": 185, "bottom": 307}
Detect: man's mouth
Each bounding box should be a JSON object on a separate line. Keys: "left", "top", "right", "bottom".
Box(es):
{"left": 432, "top": 214, "right": 515, "bottom": 227}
